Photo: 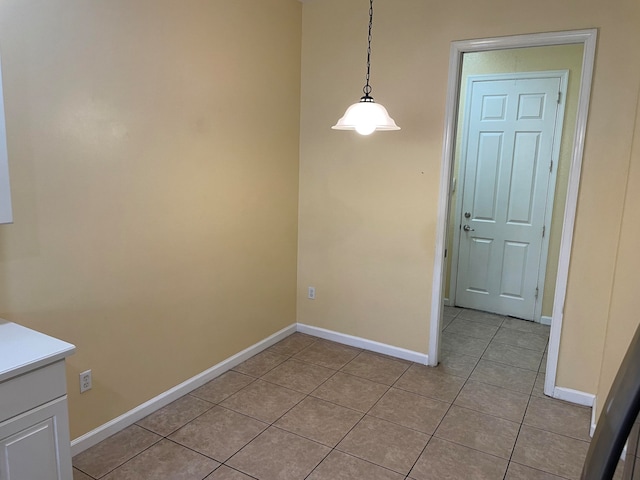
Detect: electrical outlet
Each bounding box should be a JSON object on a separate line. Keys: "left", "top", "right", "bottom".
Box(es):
{"left": 80, "top": 369, "right": 92, "bottom": 393}
{"left": 308, "top": 286, "right": 316, "bottom": 300}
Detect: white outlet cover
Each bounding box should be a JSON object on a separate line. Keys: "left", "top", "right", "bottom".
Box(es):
{"left": 80, "top": 369, "right": 92, "bottom": 393}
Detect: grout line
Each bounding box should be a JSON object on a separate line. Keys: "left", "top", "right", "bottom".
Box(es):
{"left": 396, "top": 318, "right": 497, "bottom": 477}
{"left": 210, "top": 464, "right": 260, "bottom": 479}
{"left": 162, "top": 437, "right": 224, "bottom": 465}
{"left": 189, "top": 378, "right": 259, "bottom": 404}
{"left": 428, "top": 313, "right": 512, "bottom": 477}
{"left": 334, "top": 366, "right": 409, "bottom": 387}
{"left": 502, "top": 391, "right": 535, "bottom": 480}
{"left": 489, "top": 338, "right": 549, "bottom": 354}
{"left": 87, "top": 432, "right": 164, "bottom": 480}
{"left": 475, "top": 355, "right": 543, "bottom": 373}
{"left": 443, "top": 310, "right": 569, "bottom": 480}
{"left": 185, "top": 338, "right": 328, "bottom": 474}
{"left": 306, "top": 371, "right": 400, "bottom": 477}
{"left": 138, "top": 400, "right": 218, "bottom": 439}
{"left": 443, "top": 315, "right": 590, "bottom": 478}
{"left": 72, "top": 466, "right": 96, "bottom": 479}
{"left": 444, "top": 394, "right": 527, "bottom": 424}
{"left": 220, "top": 349, "right": 329, "bottom": 476}
{"left": 516, "top": 422, "right": 592, "bottom": 444}
{"left": 134, "top": 402, "right": 266, "bottom": 473}
{"left": 304, "top": 346, "right": 425, "bottom": 479}
{"left": 224, "top": 338, "right": 371, "bottom": 473}
{"left": 506, "top": 461, "right": 574, "bottom": 480}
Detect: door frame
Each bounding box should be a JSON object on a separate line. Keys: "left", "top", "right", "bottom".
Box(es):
{"left": 448, "top": 70, "right": 569, "bottom": 322}
{"left": 428, "top": 29, "right": 598, "bottom": 402}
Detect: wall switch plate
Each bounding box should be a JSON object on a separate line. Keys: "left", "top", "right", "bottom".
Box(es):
{"left": 80, "top": 369, "right": 92, "bottom": 393}
{"left": 308, "top": 286, "right": 316, "bottom": 300}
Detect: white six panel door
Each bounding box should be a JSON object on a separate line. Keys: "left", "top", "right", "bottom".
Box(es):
{"left": 455, "top": 73, "right": 565, "bottom": 320}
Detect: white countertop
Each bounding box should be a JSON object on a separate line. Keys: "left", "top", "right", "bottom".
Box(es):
{"left": 0, "top": 320, "right": 76, "bottom": 383}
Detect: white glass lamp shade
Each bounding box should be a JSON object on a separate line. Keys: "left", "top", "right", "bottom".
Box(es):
{"left": 332, "top": 99, "right": 400, "bottom": 135}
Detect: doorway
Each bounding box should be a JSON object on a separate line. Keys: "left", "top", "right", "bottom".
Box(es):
{"left": 450, "top": 70, "right": 568, "bottom": 321}
{"left": 429, "top": 30, "right": 598, "bottom": 403}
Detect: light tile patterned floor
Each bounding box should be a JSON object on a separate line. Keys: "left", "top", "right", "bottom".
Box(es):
{"left": 72, "top": 308, "right": 608, "bottom": 480}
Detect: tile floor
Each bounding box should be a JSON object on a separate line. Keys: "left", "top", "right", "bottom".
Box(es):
{"left": 72, "top": 307, "right": 612, "bottom": 480}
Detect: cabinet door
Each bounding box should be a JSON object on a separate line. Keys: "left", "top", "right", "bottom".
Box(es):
{"left": 0, "top": 397, "right": 72, "bottom": 480}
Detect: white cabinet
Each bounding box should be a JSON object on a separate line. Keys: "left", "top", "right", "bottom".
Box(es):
{"left": 0, "top": 397, "right": 71, "bottom": 480}
{"left": 0, "top": 322, "right": 75, "bottom": 480}
{"left": 0, "top": 57, "right": 12, "bottom": 224}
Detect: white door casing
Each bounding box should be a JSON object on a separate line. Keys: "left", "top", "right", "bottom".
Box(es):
{"left": 452, "top": 72, "right": 568, "bottom": 320}
{"left": 429, "top": 29, "right": 598, "bottom": 405}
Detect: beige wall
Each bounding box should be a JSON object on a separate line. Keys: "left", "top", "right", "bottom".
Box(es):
{"left": 299, "top": 0, "right": 640, "bottom": 403}
{"left": 444, "top": 45, "right": 583, "bottom": 318}
{"left": 298, "top": 0, "right": 437, "bottom": 353}
{"left": 596, "top": 85, "right": 640, "bottom": 419}
{"left": 0, "top": 0, "right": 302, "bottom": 438}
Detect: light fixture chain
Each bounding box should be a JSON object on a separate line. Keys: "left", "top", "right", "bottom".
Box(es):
{"left": 363, "top": 0, "right": 373, "bottom": 97}
{"left": 332, "top": 0, "right": 399, "bottom": 132}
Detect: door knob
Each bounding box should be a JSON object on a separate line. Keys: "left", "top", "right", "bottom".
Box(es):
{"left": 464, "top": 212, "right": 471, "bottom": 218}
{"left": 463, "top": 225, "right": 475, "bottom": 232}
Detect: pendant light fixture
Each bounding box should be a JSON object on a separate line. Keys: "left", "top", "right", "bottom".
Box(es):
{"left": 332, "top": 0, "right": 400, "bottom": 135}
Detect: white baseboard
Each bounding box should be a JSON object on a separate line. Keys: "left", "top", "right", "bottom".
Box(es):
{"left": 540, "top": 316, "right": 552, "bottom": 326}
{"left": 553, "top": 386, "right": 595, "bottom": 407}
{"left": 70, "top": 323, "right": 297, "bottom": 456}
{"left": 296, "top": 323, "right": 429, "bottom": 365}
{"left": 72, "top": 322, "right": 428, "bottom": 455}
{"left": 443, "top": 298, "right": 452, "bottom": 307}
